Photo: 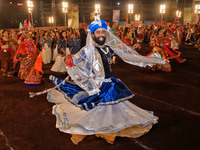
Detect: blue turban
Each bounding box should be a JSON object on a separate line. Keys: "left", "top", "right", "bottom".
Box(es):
{"left": 88, "top": 19, "right": 108, "bottom": 34}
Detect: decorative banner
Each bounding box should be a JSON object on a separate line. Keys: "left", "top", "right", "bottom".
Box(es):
{"left": 68, "top": 4, "right": 79, "bottom": 29}
{"left": 113, "top": 10, "right": 120, "bottom": 23}
{"left": 191, "top": 13, "right": 199, "bottom": 24}
{"left": 144, "top": 21, "right": 155, "bottom": 25}
{"left": 184, "top": 7, "right": 191, "bottom": 24}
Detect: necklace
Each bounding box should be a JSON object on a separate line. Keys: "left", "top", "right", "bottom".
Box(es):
{"left": 100, "top": 47, "right": 112, "bottom": 64}
{"left": 21, "top": 40, "right": 36, "bottom": 61}
{"left": 100, "top": 46, "right": 109, "bottom": 55}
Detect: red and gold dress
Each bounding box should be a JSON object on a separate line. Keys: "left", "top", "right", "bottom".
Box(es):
{"left": 15, "top": 40, "right": 43, "bottom": 85}
{"left": 0, "top": 37, "right": 15, "bottom": 77}
{"left": 121, "top": 37, "right": 132, "bottom": 46}
{"left": 147, "top": 36, "right": 172, "bottom": 72}
{"left": 164, "top": 36, "right": 186, "bottom": 63}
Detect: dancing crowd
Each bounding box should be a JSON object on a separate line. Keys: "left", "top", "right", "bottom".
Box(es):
{"left": 1, "top": 21, "right": 198, "bottom": 82}
{"left": 0, "top": 21, "right": 87, "bottom": 84}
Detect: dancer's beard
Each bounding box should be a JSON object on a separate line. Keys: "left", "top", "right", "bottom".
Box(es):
{"left": 93, "top": 35, "right": 106, "bottom": 45}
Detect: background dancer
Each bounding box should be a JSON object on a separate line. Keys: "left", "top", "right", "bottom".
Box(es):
{"left": 0, "top": 30, "right": 15, "bottom": 77}
{"left": 15, "top": 31, "right": 43, "bottom": 85}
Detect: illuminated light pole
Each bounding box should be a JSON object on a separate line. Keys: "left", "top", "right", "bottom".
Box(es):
{"left": 135, "top": 14, "right": 140, "bottom": 21}
{"left": 160, "top": 4, "right": 166, "bottom": 26}
{"left": 128, "top": 4, "right": 133, "bottom": 24}
{"left": 49, "top": 16, "right": 54, "bottom": 26}
{"left": 195, "top": 4, "right": 200, "bottom": 25}
{"left": 27, "top": 0, "right": 34, "bottom": 27}
{"left": 94, "top": 4, "right": 101, "bottom": 20}
{"left": 52, "top": 0, "right": 56, "bottom": 27}
{"left": 176, "top": 10, "right": 181, "bottom": 23}
{"left": 62, "top": 1, "right": 68, "bottom": 28}
{"left": 195, "top": 4, "right": 200, "bottom": 14}
{"left": 95, "top": 4, "right": 100, "bottom": 13}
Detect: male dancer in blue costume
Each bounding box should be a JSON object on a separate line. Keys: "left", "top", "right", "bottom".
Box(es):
{"left": 47, "top": 19, "right": 166, "bottom": 144}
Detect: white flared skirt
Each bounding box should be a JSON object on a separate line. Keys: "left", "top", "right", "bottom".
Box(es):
{"left": 51, "top": 55, "right": 67, "bottom": 73}
{"left": 47, "top": 89, "right": 158, "bottom": 136}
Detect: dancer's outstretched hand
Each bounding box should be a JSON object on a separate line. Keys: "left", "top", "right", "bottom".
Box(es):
{"left": 65, "top": 55, "right": 75, "bottom": 67}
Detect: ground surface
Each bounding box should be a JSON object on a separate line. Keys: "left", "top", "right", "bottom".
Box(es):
{"left": 0, "top": 43, "right": 200, "bottom": 150}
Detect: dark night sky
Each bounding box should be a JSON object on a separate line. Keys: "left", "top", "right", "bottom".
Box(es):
{"left": 0, "top": 0, "right": 193, "bottom": 29}
{"left": 0, "top": 0, "right": 192, "bottom": 5}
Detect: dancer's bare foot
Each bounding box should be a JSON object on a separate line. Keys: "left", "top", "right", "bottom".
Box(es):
{"left": 71, "top": 134, "right": 86, "bottom": 145}
{"left": 104, "top": 139, "right": 114, "bottom": 144}
{"left": 7, "top": 75, "right": 14, "bottom": 78}
{"left": 180, "top": 58, "right": 187, "bottom": 63}
{"left": 95, "top": 133, "right": 116, "bottom": 144}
